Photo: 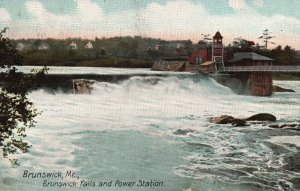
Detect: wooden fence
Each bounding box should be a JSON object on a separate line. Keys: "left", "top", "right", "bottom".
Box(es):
{"left": 222, "top": 65, "right": 300, "bottom": 73}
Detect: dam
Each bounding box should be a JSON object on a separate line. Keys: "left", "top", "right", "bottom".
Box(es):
{"left": 17, "top": 66, "right": 196, "bottom": 92}
{"left": 16, "top": 65, "right": 300, "bottom": 95}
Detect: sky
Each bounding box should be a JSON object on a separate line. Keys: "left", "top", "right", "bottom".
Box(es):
{"left": 0, "top": 0, "right": 299, "bottom": 49}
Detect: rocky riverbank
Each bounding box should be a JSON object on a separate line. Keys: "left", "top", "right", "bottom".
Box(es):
{"left": 272, "top": 85, "right": 295, "bottom": 92}
{"left": 209, "top": 113, "right": 300, "bottom": 131}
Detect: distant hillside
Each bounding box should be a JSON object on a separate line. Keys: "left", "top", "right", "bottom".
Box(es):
{"left": 296, "top": 50, "right": 300, "bottom": 58}
{"left": 296, "top": 50, "right": 300, "bottom": 64}
{"left": 10, "top": 36, "right": 198, "bottom": 67}
{"left": 12, "top": 36, "right": 195, "bottom": 61}
{"left": 8, "top": 36, "right": 299, "bottom": 67}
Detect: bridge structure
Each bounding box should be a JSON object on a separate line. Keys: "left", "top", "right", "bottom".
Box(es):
{"left": 221, "top": 65, "right": 300, "bottom": 73}
{"left": 214, "top": 64, "right": 300, "bottom": 96}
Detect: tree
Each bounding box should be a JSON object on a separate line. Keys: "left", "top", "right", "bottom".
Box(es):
{"left": 232, "top": 37, "right": 253, "bottom": 51}
{"left": 282, "top": 46, "right": 296, "bottom": 65}
{"left": 146, "top": 47, "right": 159, "bottom": 60}
{"left": 258, "top": 29, "right": 275, "bottom": 50}
{"left": 0, "top": 28, "right": 47, "bottom": 165}
{"left": 100, "top": 47, "right": 106, "bottom": 56}
{"left": 198, "top": 34, "right": 212, "bottom": 48}
{"left": 256, "top": 45, "right": 297, "bottom": 65}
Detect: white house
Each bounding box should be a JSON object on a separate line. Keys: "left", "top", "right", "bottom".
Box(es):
{"left": 38, "top": 43, "right": 49, "bottom": 50}
{"left": 16, "top": 43, "right": 26, "bottom": 51}
{"left": 69, "top": 42, "right": 77, "bottom": 49}
{"left": 155, "top": 44, "right": 163, "bottom": 51}
{"left": 84, "top": 41, "right": 93, "bottom": 49}
{"left": 176, "top": 43, "right": 185, "bottom": 49}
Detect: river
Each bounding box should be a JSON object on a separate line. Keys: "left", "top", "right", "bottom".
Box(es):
{"left": 0, "top": 68, "right": 299, "bottom": 191}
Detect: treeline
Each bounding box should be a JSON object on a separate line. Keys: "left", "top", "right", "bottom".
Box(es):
{"left": 230, "top": 45, "right": 298, "bottom": 65}
{"left": 228, "top": 38, "right": 299, "bottom": 65}
{"left": 12, "top": 36, "right": 195, "bottom": 67}
{"left": 257, "top": 46, "right": 298, "bottom": 65}
{"left": 11, "top": 35, "right": 299, "bottom": 67}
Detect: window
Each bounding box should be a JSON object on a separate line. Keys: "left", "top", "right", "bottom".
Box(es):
{"left": 196, "top": 57, "right": 203, "bottom": 65}
{"left": 198, "top": 57, "right": 203, "bottom": 64}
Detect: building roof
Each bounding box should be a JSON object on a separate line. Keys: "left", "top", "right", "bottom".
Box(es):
{"left": 201, "top": 61, "right": 214, "bottom": 66}
{"left": 296, "top": 50, "right": 300, "bottom": 59}
{"left": 85, "top": 41, "right": 93, "bottom": 48}
{"left": 247, "top": 41, "right": 255, "bottom": 46}
{"left": 162, "top": 56, "right": 189, "bottom": 61}
{"left": 228, "top": 52, "right": 274, "bottom": 62}
{"left": 213, "top": 31, "right": 223, "bottom": 39}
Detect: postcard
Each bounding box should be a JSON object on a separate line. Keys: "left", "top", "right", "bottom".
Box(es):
{"left": 0, "top": 0, "right": 299, "bottom": 191}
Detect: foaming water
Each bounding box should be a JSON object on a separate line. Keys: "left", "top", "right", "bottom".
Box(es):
{"left": 1, "top": 76, "right": 300, "bottom": 191}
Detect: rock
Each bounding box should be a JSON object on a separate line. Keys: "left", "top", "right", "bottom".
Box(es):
{"left": 209, "top": 113, "right": 279, "bottom": 127}
{"left": 245, "top": 113, "right": 276, "bottom": 122}
{"left": 268, "top": 124, "right": 300, "bottom": 131}
{"left": 280, "top": 124, "right": 300, "bottom": 131}
{"left": 209, "top": 113, "right": 300, "bottom": 130}
{"left": 174, "top": 129, "right": 194, "bottom": 135}
{"left": 288, "top": 127, "right": 300, "bottom": 131}
{"left": 209, "top": 115, "right": 247, "bottom": 127}
{"left": 209, "top": 115, "right": 235, "bottom": 124}
{"left": 73, "top": 79, "right": 94, "bottom": 94}
{"left": 272, "top": 85, "right": 295, "bottom": 93}
{"left": 280, "top": 124, "right": 298, "bottom": 128}
{"left": 268, "top": 124, "right": 280, "bottom": 128}
{"left": 231, "top": 119, "right": 247, "bottom": 127}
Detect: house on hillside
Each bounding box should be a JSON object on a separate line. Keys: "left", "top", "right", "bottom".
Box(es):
{"left": 176, "top": 42, "right": 185, "bottom": 49}
{"left": 16, "top": 42, "right": 34, "bottom": 52}
{"left": 69, "top": 42, "right": 77, "bottom": 49}
{"left": 247, "top": 41, "right": 255, "bottom": 46}
{"left": 38, "top": 43, "right": 49, "bottom": 50}
{"left": 296, "top": 51, "right": 300, "bottom": 63}
{"left": 84, "top": 41, "right": 93, "bottom": 49}
{"left": 155, "top": 44, "right": 163, "bottom": 51}
{"left": 16, "top": 43, "right": 26, "bottom": 51}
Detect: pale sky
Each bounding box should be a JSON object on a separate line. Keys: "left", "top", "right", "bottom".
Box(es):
{"left": 0, "top": 0, "right": 299, "bottom": 49}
